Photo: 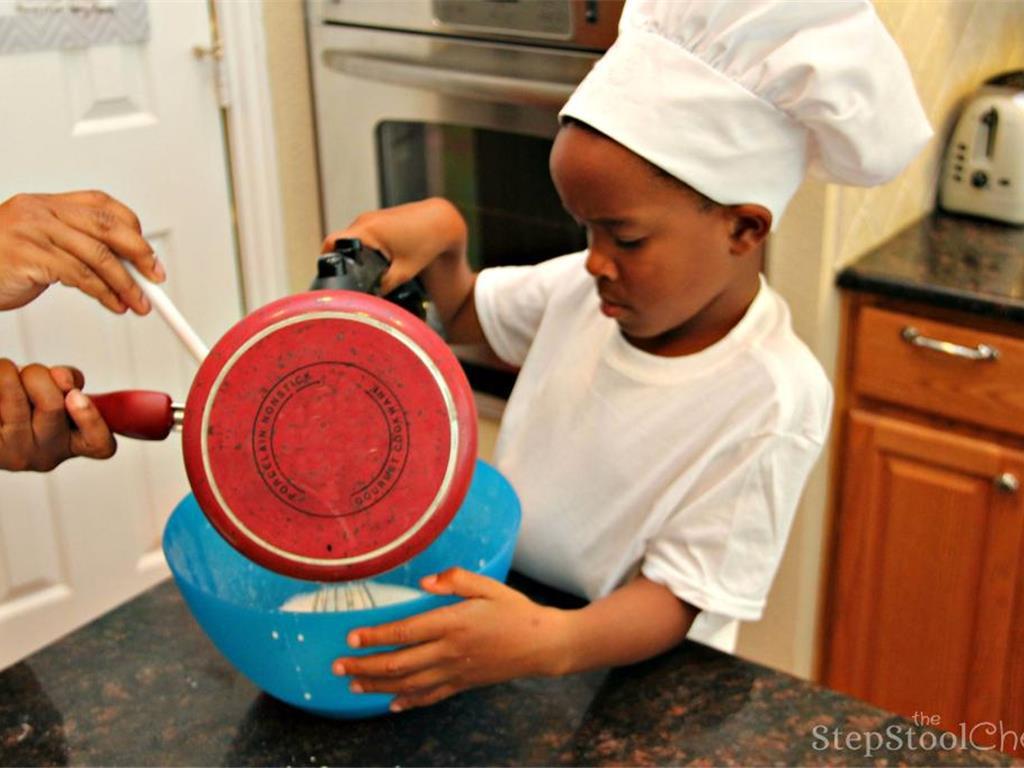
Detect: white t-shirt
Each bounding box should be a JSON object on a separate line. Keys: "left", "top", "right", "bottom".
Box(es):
{"left": 474, "top": 252, "right": 832, "bottom": 652}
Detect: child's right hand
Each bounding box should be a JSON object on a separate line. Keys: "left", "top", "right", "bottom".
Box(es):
{"left": 0, "top": 359, "right": 115, "bottom": 472}
{"left": 331, "top": 567, "right": 570, "bottom": 712}
{"left": 321, "top": 198, "right": 468, "bottom": 296}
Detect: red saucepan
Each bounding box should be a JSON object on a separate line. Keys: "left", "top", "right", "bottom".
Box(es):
{"left": 92, "top": 285, "right": 477, "bottom": 582}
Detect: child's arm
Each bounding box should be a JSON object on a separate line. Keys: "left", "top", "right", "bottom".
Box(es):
{"left": 321, "top": 198, "right": 485, "bottom": 345}
{"left": 552, "top": 574, "right": 699, "bottom": 672}
{"left": 331, "top": 568, "right": 698, "bottom": 712}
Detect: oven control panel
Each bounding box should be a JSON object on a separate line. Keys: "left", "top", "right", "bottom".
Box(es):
{"left": 433, "top": 0, "right": 572, "bottom": 39}
{"left": 317, "top": 0, "right": 621, "bottom": 51}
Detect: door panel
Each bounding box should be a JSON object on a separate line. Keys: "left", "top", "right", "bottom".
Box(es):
{"left": 868, "top": 455, "right": 989, "bottom": 722}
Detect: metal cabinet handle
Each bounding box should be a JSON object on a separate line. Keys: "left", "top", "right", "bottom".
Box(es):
{"left": 900, "top": 326, "right": 1000, "bottom": 361}
{"left": 995, "top": 473, "right": 1020, "bottom": 494}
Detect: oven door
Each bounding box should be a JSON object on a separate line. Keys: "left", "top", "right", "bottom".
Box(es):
{"left": 310, "top": 23, "right": 595, "bottom": 399}
{"left": 309, "top": 20, "right": 593, "bottom": 256}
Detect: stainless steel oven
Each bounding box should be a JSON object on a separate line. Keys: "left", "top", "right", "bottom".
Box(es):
{"left": 307, "top": 0, "right": 621, "bottom": 406}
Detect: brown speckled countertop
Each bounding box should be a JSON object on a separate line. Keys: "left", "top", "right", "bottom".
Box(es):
{"left": 1, "top": 576, "right": 1018, "bottom": 767}
{"left": 837, "top": 212, "right": 1024, "bottom": 321}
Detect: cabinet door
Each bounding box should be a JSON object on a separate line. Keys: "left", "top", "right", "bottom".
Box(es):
{"left": 826, "top": 410, "right": 1024, "bottom": 748}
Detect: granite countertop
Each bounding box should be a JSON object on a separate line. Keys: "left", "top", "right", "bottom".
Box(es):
{"left": 1, "top": 577, "right": 1017, "bottom": 767}
{"left": 837, "top": 211, "right": 1024, "bottom": 322}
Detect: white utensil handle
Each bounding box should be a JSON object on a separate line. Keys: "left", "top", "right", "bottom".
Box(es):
{"left": 126, "top": 263, "right": 209, "bottom": 364}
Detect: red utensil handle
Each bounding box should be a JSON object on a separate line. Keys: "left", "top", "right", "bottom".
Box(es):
{"left": 89, "top": 391, "right": 176, "bottom": 441}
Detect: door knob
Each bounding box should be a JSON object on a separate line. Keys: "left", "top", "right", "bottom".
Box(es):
{"left": 994, "top": 472, "right": 1020, "bottom": 494}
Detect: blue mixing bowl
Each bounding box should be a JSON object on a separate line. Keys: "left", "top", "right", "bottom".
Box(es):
{"left": 163, "top": 459, "right": 520, "bottom": 718}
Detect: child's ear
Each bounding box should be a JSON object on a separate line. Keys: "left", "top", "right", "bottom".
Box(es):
{"left": 726, "top": 205, "right": 772, "bottom": 255}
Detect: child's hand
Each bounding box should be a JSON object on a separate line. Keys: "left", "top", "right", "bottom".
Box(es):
{"left": 332, "top": 567, "right": 568, "bottom": 712}
{"left": 321, "top": 198, "right": 467, "bottom": 296}
{"left": 0, "top": 359, "right": 116, "bottom": 472}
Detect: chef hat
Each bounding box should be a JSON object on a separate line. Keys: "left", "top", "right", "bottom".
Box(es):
{"left": 559, "top": 0, "right": 933, "bottom": 225}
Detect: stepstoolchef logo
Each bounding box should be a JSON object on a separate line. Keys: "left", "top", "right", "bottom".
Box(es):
{"left": 811, "top": 711, "right": 1023, "bottom": 757}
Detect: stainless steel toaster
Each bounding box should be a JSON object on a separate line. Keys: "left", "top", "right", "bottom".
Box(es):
{"left": 939, "top": 70, "right": 1024, "bottom": 226}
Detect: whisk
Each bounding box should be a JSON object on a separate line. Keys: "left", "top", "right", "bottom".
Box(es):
{"left": 311, "top": 582, "right": 379, "bottom": 612}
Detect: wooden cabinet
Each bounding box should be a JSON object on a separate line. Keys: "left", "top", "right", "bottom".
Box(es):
{"left": 825, "top": 294, "right": 1024, "bottom": 756}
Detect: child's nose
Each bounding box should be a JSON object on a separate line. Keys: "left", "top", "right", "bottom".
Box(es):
{"left": 584, "top": 246, "right": 617, "bottom": 280}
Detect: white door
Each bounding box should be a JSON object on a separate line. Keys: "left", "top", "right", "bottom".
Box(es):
{"left": 0, "top": 0, "right": 243, "bottom": 669}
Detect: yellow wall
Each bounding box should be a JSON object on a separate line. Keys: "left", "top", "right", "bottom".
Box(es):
{"left": 836, "top": 0, "right": 1024, "bottom": 267}
{"left": 262, "top": 0, "right": 323, "bottom": 294}
{"left": 736, "top": 0, "right": 1024, "bottom": 677}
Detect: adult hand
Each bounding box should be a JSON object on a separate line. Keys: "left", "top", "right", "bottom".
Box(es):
{"left": 0, "top": 191, "right": 164, "bottom": 315}
{"left": 331, "top": 567, "right": 568, "bottom": 712}
{"left": 0, "top": 359, "right": 115, "bottom": 472}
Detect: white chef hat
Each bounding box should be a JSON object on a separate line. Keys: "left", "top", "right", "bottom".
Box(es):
{"left": 559, "top": 0, "right": 933, "bottom": 225}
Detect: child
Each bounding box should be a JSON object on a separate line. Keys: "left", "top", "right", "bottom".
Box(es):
{"left": 327, "top": 0, "right": 931, "bottom": 712}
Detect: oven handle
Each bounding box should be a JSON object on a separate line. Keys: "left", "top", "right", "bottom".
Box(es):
{"left": 322, "top": 50, "right": 579, "bottom": 109}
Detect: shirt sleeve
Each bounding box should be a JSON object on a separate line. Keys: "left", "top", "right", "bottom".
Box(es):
{"left": 473, "top": 252, "right": 586, "bottom": 367}
{"left": 641, "top": 431, "right": 825, "bottom": 622}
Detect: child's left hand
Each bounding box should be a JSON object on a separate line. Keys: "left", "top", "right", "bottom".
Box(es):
{"left": 331, "top": 568, "right": 568, "bottom": 712}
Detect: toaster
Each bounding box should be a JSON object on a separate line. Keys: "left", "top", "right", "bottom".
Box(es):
{"left": 939, "top": 70, "right": 1024, "bottom": 226}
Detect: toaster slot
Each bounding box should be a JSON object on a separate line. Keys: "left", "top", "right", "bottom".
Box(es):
{"left": 980, "top": 106, "right": 998, "bottom": 159}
